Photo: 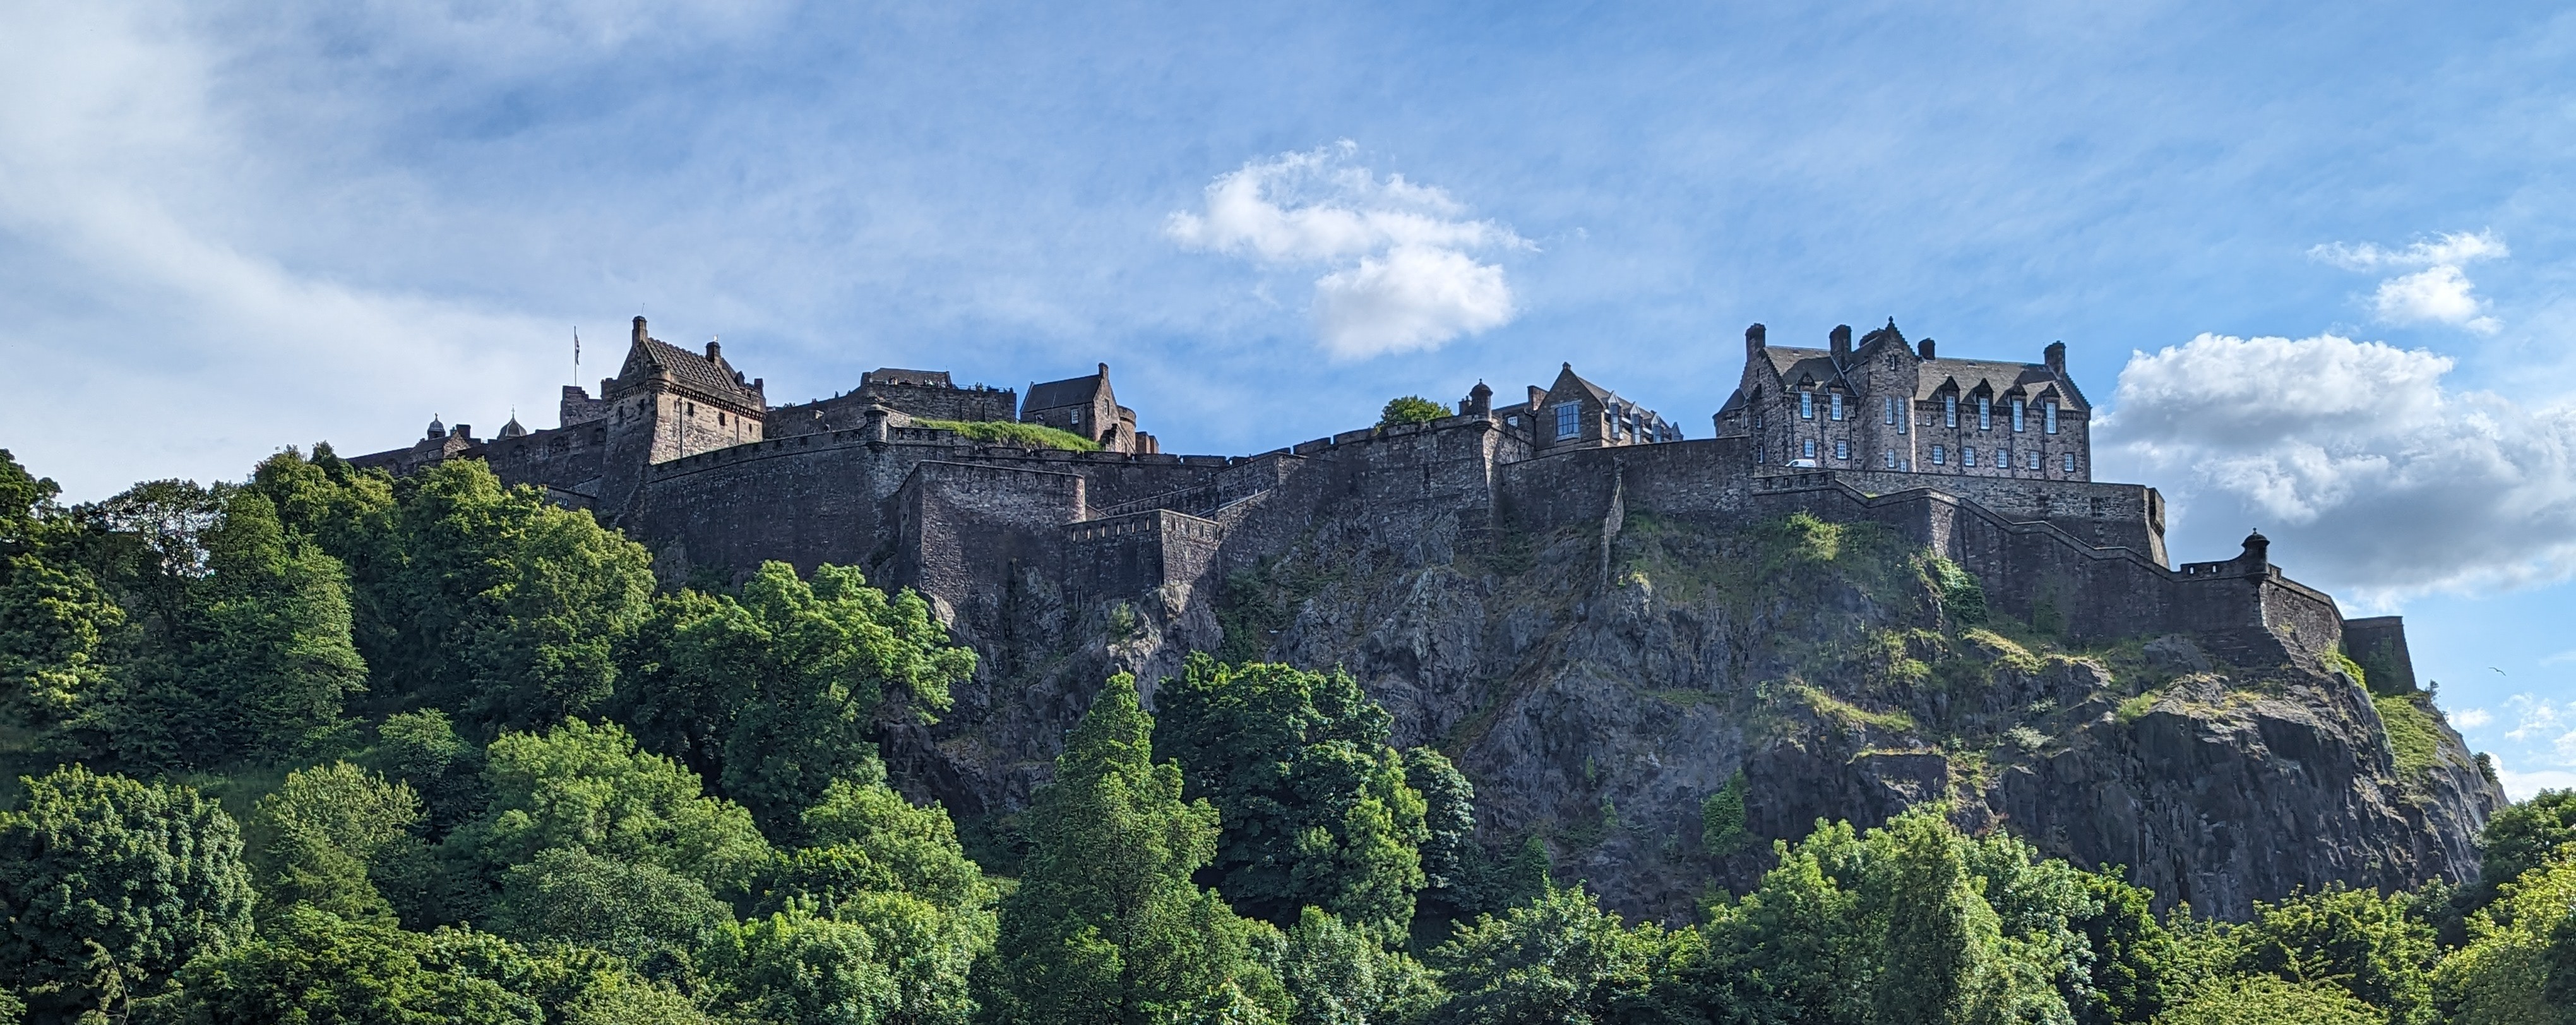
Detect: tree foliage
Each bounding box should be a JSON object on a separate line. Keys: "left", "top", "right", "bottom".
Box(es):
{"left": 246, "top": 761, "right": 426, "bottom": 923}
{"left": 1154, "top": 655, "right": 1429, "bottom": 932}
{"left": 1379, "top": 397, "right": 1450, "bottom": 428}
{"left": 617, "top": 560, "right": 975, "bottom": 837}
{"left": 0, "top": 767, "right": 254, "bottom": 1021}
{"left": 982, "top": 674, "right": 1287, "bottom": 1024}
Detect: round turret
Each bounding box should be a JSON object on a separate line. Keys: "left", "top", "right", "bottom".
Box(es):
{"left": 426, "top": 415, "right": 446, "bottom": 440}
{"left": 499, "top": 416, "right": 528, "bottom": 439}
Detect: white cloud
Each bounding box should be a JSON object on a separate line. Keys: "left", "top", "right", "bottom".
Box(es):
{"left": 2310, "top": 230, "right": 2506, "bottom": 333}
{"left": 2494, "top": 763, "right": 2576, "bottom": 803}
{"left": 2501, "top": 695, "right": 2566, "bottom": 745}
{"left": 2451, "top": 708, "right": 2492, "bottom": 729}
{"left": 1167, "top": 143, "right": 1529, "bottom": 359}
{"left": 2101, "top": 333, "right": 2576, "bottom": 597}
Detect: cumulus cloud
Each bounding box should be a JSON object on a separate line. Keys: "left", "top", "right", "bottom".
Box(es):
{"left": 1167, "top": 142, "right": 1527, "bottom": 359}
{"left": 2451, "top": 707, "right": 2492, "bottom": 729}
{"left": 2101, "top": 332, "right": 2576, "bottom": 597}
{"left": 2310, "top": 230, "right": 2506, "bottom": 333}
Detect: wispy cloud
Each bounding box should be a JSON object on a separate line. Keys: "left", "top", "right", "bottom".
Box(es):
{"left": 2102, "top": 332, "right": 2576, "bottom": 597}
{"left": 1167, "top": 142, "right": 1529, "bottom": 360}
{"left": 2310, "top": 231, "right": 2507, "bottom": 334}
{"left": 2451, "top": 708, "right": 2491, "bottom": 729}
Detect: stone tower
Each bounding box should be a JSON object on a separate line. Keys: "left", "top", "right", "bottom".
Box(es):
{"left": 595, "top": 316, "right": 769, "bottom": 518}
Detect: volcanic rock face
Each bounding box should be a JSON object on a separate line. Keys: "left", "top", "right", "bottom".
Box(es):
{"left": 899, "top": 505, "right": 2503, "bottom": 923}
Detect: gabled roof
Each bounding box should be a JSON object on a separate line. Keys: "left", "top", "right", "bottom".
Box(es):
{"left": 1547, "top": 363, "right": 1615, "bottom": 403}
{"left": 1750, "top": 340, "right": 2087, "bottom": 412}
{"left": 1025, "top": 372, "right": 1108, "bottom": 412}
{"left": 617, "top": 337, "right": 766, "bottom": 409}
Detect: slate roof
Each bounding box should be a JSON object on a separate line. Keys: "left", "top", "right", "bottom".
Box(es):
{"left": 1025, "top": 373, "right": 1108, "bottom": 412}
{"left": 1755, "top": 343, "right": 2087, "bottom": 412}
{"left": 619, "top": 337, "right": 766, "bottom": 409}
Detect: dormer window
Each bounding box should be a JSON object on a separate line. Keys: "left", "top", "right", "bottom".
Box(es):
{"left": 1800, "top": 392, "right": 1815, "bottom": 420}
{"left": 1977, "top": 397, "right": 1992, "bottom": 431}
{"left": 2044, "top": 402, "right": 2060, "bottom": 434}
{"left": 1830, "top": 393, "right": 1845, "bottom": 421}
{"left": 1943, "top": 395, "right": 1958, "bottom": 428}
{"left": 1554, "top": 402, "right": 1581, "bottom": 439}
{"left": 2011, "top": 399, "right": 2025, "bottom": 432}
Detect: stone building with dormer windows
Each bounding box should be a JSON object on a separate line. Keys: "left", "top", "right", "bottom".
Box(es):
{"left": 1714, "top": 319, "right": 2090, "bottom": 481}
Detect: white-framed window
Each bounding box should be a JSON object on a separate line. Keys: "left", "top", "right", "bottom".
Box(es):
{"left": 1554, "top": 402, "right": 1581, "bottom": 439}
{"left": 1755, "top": 441, "right": 1767, "bottom": 464}
{"left": 2062, "top": 453, "right": 2077, "bottom": 473}
{"left": 1506, "top": 414, "right": 1520, "bottom": 427}
{"left": 1977, "top": 397, "right": 1992, "bottom": 431}
{"left": 1835, "top": 440, "right": 1850, "bottom": 460}
{"left": 1883, "top": 396, "right": 1897, "bottom": 424}
{"left": 2044, "top": 401, "right": 2059, "bottom": 434}
{"left": 1963, "top": 447, "right": 1977, "bottom": 467}
{"left": 1883, "top": 450, "right": 1897, "bottom": 469}
{"left": 1996, "top": 448, "right": 2008, "bottom": 467}
{"left": 1830, "top": 393, "right": 1845, "bottom": 421}
{"left": 1931, "top": 445, "right": 1947, "bottom": 465}
{"left": 1943, "top": 394, "right": 1958, "bottom": 428}
{"left": 1803, "top": 439, "right": 1816, "bottom": 459}
{"left": 2025, "top": 450, "right": 2041, "bottom": 470}
{"left": 2012, "top": 399, "right": 2025, "bottom": 433}
{"left": 1800, "top": 392, "right": 1815, "bottom": 419}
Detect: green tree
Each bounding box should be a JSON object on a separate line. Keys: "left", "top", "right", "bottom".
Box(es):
{"left": 1154, "top": 656, "right": 1429, "bottom": 932}
{"left": 2226, "top": 884, "right": 2436, "bottom": 1025}
{"left": 2151, "top": 974, "right": 2380, "bottom": 1025}
{"left": 247, "top": 762, "right": 426, "bottom": 923}
{"left": 1424, "top": 885, "right": 1690, "bottom": 1025}
{"left": 980, "top": 674, "right": 1288, "bottom": 1024}
{"left": 133, "top": 906, "right": 542, "bottom": 1025}
{"left": 0, "top": 767, "right": 254, "bottom": 1021}
{"left": 2432, "top": 841, "right": 2576, "bottom": 1025}
{"left": 1279, "top": 907, "right": 1440, "bottom": 1025}
{"left": 488, "top": 847, "right": 732, "bottom": 965}
{"left": 617, "top": 561, "right": 975, "bottom": 836}
{"left": 1697, "top": 821, "right": 1869, "bottom": 1024}
{"left": 447, "top": 719, "right": 772, "bottom": 911}
{"left": 1379, "top": 397, "right": 1450, "bottom": 428}
{"left": 362, "top": 709, "right": 489, "bottom": 838}
{"left": 176, "top": 490, "right": 369, "bottom": 762}
{"left": 2466, "top": 791, "right": 2576, "bottom": 911}
{"left": 361, "top": 461, "right": 654, "bottom": 735}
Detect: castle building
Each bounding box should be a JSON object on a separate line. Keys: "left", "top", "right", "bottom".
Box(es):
{"left": 1714, "top": 320, "right": 2090, "bottom": 480}
{"left": 347, "top": 313, "right": 2382, "bottom": 703}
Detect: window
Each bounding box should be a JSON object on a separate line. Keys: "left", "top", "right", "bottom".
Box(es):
{"left": 1803, "top": 439, "right": 1817, "bottom": 459}
{"left": 1835, "top": 440, "right": 1850, "bottom": 460}
{"left": 1755, "top": 441, "right": 1767, "bottom": 464}
{"left": 2062, "top": 453, "right": 2077, "bottom": 473}
{"left": 1800, "top": 392, "right": 1815, "bottom": 419}
{"left": 1996, "top": 448, "right": 2008, "bottom": 467}
{"left": 1883, "top": 397, "right": 1897, "bottom": 424}
{"left": 1943, "top": 395, "right": 1958, "bottom": 428}
{"left": 2044, "top": 401, "right": 2059, "bottom": 434}
{"left": 1931, "top": 445, "right": 1946, "bottom": 465}
{"left": 1830, "top": 393, "right": 1845, "bottom": 421}
{"left": 1883, "top": 450, "right": 1897, "bottom": 469}
{"left": 1977, "top": 397, "right": 1991, "bottom": 431}
{"left": 1070, "top": 409, "right": 1082, "bottom": 426}
{"left": 1554, "top": 402, "right": 1581, "bottom": 439}
{"left": 2011, "top": 399, "right": 2025, "bottom": 433}
{"left": 1506, "top": 414, "right": 1520, "bottom": 427}
{"left": 1963, "top": 447, "right": 1977, "bottom": 467}
{"left": 2026, "top": 450, "right": 2041, "bottom": 470}
{"left": 1752, "top": 409, "right": 1764, "bottom": 428}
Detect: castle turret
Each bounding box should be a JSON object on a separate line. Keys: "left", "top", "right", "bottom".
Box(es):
{"left": 2239, "top": 530, "right": 2270, "bottom": 571}
{"left": 1464, "top": 381, "right": 1493, "bottom": 418}
{"left": 426, "top": 415, "right": 445, "bottom": 441}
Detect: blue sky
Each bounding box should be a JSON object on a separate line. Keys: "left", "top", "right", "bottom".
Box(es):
{"left": 3, "top": 1, "right": 2572, "bottom": 796}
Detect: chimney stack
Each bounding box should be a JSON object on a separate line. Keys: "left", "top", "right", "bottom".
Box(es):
{"left": 705, "top": 337, "right": 722, "bottom": 360}
{"left": 2044, "top": 341, "right": 2066, "bottom": 375}
{"left": 1745, "top": 323, "right": 1767, "bottom": 360}
{"left": 1830, "top": 324, "right": 1852, "bottom": 363}
{"left": 631, "top": 316, "right": 648, "bottom": 345}
{"left": 1918, "top": 337, "right": 1937, "bottom": 359}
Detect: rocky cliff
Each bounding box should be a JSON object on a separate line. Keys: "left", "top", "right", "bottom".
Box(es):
{"left": 889, "top": 499, "right": 2505, "bottom": 924}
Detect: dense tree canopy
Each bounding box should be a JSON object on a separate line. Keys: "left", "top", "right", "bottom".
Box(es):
{"left": 1, "top": 445, "right": 2570, "bottom": 1024}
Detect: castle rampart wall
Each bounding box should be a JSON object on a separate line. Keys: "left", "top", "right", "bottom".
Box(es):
{"left": 894, "top": 461, "right": 1085, "bottom": 635}
{"left": 480, "top": 423, "right": 609, "bottom": 497}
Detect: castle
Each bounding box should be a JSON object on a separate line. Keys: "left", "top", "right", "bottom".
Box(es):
{"left": 350, "top": 315, "right": 2414, "bottom": 686}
